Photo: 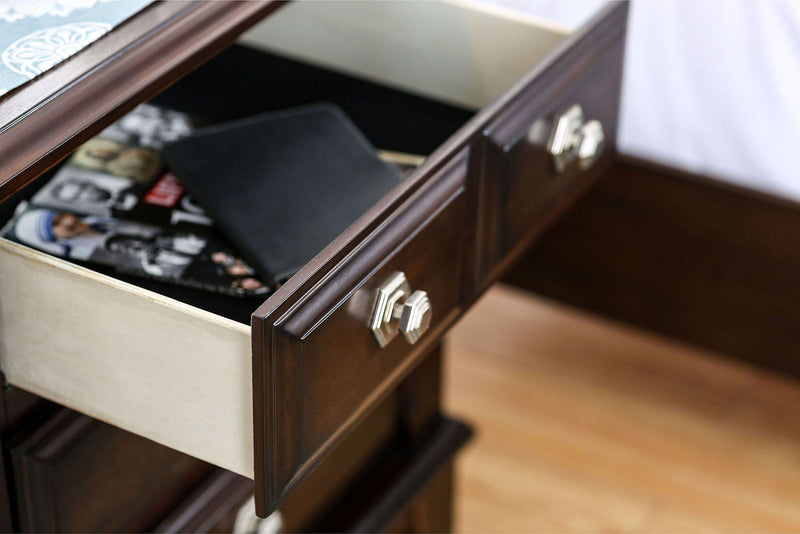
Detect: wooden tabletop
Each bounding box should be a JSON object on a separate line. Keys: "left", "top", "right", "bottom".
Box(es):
{"left": 0, "top": 0, "right": 281, "bottom": 204}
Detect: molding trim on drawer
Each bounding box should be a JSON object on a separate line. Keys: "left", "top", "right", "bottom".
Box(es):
{"left": 251, "top": 2, "right": 628, "bottom": 516}
{"left": 477, "top": 1, "right": 628, "bottom": 288}
{"left": 0, "top": 1, "right": 628, "bottom": 520}
{"left": 253, "top": 151, "right": 474, "bottom": 516}
{"left": 313, "top": 417, "right": 473, "bottom": 533}
{"left": 11, "top": 409, "right": 212, "bottom": 532}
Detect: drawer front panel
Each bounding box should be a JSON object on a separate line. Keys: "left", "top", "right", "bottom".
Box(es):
{"left": 310, "top": 418, "right": 472, "bottom": 533}
{"left": 479, "top": 3, "right": 628, "bottom": 285}
{"left": 252, "top": 4, "right": 627, "bottom": 516}
{"left": 254, "top": 152, "right": 473, "bottom": 514}
{"left": 154, "top": 470, "right": 254, "bottom": 533}
{"left": 11, "top": 409, "right": 212, "bottom": 533}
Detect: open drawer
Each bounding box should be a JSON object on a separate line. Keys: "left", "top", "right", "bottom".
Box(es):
{"left": 0, "top": 0, "right": 627, "bottom": 516}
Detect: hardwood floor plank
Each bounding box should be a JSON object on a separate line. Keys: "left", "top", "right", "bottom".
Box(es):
{"left": 445, "top": 285, "right": 800, "bottom": 532}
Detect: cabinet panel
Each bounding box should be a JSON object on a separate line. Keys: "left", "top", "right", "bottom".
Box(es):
{"left": 0, "top": 1, "right": 627, "bottom": 520}
{"left": 11, "top": 409, "right": 212, "bottom": 533}
{"left": 478, "top": 2, "right": 627, "bottom": 285}
{"left": 254, "top": 152, "right": 475, "bottom": 515}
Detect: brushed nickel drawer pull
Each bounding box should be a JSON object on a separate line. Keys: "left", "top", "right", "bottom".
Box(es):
{"left": 399, "top": 290, "right": 432, "bottom": 345}
{"left": 546, "top": 104, "right": 606, "bottom": 173}
{"left": 370, "top": 272, "right": 433, "bottom": 347}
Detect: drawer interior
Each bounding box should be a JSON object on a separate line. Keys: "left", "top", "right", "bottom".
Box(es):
{"left": 0, "top": 0, "right": 570, "bottom": 326}
{"left": 0, "top": 43, "right": 476, "bottom": 326}
{"left": 0, "top": 1, "right": 571, "bottom": 482}
{"left": 0, "top": 46, "right": 475, "bottom": 478}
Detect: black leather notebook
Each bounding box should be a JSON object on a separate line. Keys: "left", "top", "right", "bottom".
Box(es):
{"left": 162, "top": 104, "right": 402, "bottom": 286}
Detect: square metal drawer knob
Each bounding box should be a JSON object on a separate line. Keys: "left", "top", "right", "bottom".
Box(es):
{"left": 546, "top": 104, "right": 605, "bottom": 173}
{"left": 399, "top": 290, "right": 432, "bottom": 345}
{"left": 370, "top": 272, "right": 432, "bottom": 347}
{"left": 578, "top": 119, "right": 605, "bottom": 170}
{"left": 548, "top": 104, "right": 585, "bottom": 172}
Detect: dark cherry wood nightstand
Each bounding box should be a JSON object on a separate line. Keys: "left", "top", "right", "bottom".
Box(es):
{"left": 0, "top": 2, "right": 629, "bottom": 531}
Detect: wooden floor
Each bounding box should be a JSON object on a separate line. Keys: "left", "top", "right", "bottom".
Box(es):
{"left": 443, "top": 285, "right": 800, "bottom": 533}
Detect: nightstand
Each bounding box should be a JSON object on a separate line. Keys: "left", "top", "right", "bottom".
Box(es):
{"left": 0, "top": 2, "right": 628, "bottom": 531}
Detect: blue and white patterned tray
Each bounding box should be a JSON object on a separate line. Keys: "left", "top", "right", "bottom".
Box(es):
{"left": 0, "top": 0, "right": 153, "bottom": 97}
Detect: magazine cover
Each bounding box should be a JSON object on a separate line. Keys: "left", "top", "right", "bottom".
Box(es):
{"left": 2, "top": 102, "right": 425, "bottom": 299}
{"left": 4, "top": 103, "right": 270, "bottom": 299}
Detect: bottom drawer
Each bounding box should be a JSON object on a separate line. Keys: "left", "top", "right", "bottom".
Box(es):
{"left": 308, "top": 418, "right": 472, "bottom": 533}
{"left": 154, "top": 470, "right": 254, "bottom": 534}
{"left": 11, "top": 409, "right": 212, "bottom": 533}
{"left": 156, "top": 417, "right": 471, "bottom": 534}
{"left": 381, "top": 466, "right": 455, "bottom": 534}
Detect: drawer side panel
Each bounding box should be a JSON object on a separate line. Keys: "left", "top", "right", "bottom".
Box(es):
{"left": 240, "top": 0, "right": 568, "bottom": 109}
{"left": 0, "top": 239, "right": 254, "bottom": 478}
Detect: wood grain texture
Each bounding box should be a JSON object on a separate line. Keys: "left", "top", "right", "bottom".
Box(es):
{"left": 252, "top": 4, "right": 627, "bottom": 515}
{"left": 0, "top": 388, "right": 14, "bottom": 534}
{"left": 0, "top": 238, "right": 255, "bottom": 478}
{"left": 254, "top": 151, "right": 472, "bottom": 515}
{"left": 279, "top": 388, "right": 400, "bottom": 533}
{"left": 309, "top": 347, "right": 464, "bottom": 534}
{"left": 386, "top": 465, "right": 456, "bottom": 534}
{"left": 477, "top": 1, "right": 626, "bottom": 289}
{"left": 0, "top": 384, "right": 54, "bottom": 437}
{"left": 445, "top": 285, "right": 800, "bottom": 532}
{"left": 340, "top": 420, "right": 470, "bottom": 534}
{"left": 282, "top": 347, "right": 462, "bottom": 533}
{"left": 11, "top": 409, "right": 212, "bottom": 533}
{"left": 0, "top": 382, "right": 56, "bottom": 532}
{"left": 504, "top": 155, "right": 800, "bottom": 378}
{"left": 154, "top": 470, "right": 254, "bottom": 534}
{"left": 0, "top": 0, "right": 282, "bottom": 203}
{"left": 0, "top": 3, "right": 181, "bottom": 126}
{"left": 0, "top": 1, "right": 626, "bottom": 520}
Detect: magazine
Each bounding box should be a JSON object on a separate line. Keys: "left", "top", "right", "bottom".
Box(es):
{"left": 2, "top": 103, "right": 269, "bottom": 299}
{"left": 1, "top": 103, "right": 426, "bottom": 299}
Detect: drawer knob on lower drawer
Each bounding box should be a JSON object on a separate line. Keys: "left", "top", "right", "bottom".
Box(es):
{"left": 546, "top": 104, "right": 606, "bottom": 172}
{"left": 370, "top": 272, "right": 432, "bottom": 347}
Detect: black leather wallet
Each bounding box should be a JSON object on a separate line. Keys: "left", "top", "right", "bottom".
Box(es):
{"left": 162, "top": 104, "right": 402, "bottom": 285}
